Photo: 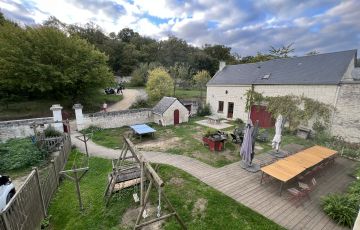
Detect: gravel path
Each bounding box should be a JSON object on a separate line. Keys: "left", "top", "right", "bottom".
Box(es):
{"left": 107, "top": 88, "right": 146, "bottom": 112}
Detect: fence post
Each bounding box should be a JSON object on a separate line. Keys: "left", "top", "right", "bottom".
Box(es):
{"left": 33, "top": 167, "right": 47, "bottom": 217}
{"left": 51, "top": 160, "right": 59, "bottom": 187}
{"left": 1, "top": 213, "right": 10, "bottom": 230}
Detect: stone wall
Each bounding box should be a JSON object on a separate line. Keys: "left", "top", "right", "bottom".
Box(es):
{"left": 331, "top": 83, "right": 360, "bottom": 143}
{"left": 0, "top": 117, "right": 54, "bottom": 141}
{"left": 79, "top": 108, "right": 153, "bottom": 130}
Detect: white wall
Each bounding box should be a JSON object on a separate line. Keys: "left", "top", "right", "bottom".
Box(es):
{"left": 160, "top": 100, "right": 189, "bottom": 126}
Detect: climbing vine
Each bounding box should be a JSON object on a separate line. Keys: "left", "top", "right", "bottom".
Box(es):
{"left": 244, "top": 89, "right": 333, "bottom": 131}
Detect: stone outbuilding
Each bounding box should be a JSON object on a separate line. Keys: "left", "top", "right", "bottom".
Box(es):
{"left": 153, "top": 97, "right": 189, "bottom": 126}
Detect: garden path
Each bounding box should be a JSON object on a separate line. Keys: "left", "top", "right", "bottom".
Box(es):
{"left": 71, "top": 133, "right": 353, "bottom": 230}
{"left": 107, "top": 88, "right": 146, "bottom": 111}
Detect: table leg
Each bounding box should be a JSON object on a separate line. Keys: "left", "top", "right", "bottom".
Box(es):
{"left": 279, "top": 182, "right": 284, "bottom": 196}
{"left": 260, "top": 172, "right": 264, "bottom": 184}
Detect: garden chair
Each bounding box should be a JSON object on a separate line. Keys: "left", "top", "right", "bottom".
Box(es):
{"left": 287, "top": 187, "right": 309, "bottom": 206}
{"left": 298, "top": 178, "right": 317, "bottom": 198}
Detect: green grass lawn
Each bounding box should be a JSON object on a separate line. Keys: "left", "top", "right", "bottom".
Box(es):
{"left": 47, "top": 150, "right": 284, "bottom": 230}
{"left": 0, "top": 91, "right": 123, "bottom": 121}
{"left": 82, "top": 118, "right": 242, "bottom": 167}
{"left": 174, "top": 88, "right": 203, "bottom": 100}
{"left": 82, "top": 117, "right": 322, "bottom": 168}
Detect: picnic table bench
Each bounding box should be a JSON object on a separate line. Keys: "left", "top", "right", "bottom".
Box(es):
{"left": 130, "top": 124, "right": 156, "bottom": 140}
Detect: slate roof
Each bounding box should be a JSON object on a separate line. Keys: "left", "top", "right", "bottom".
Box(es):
{"left": 153, "top": 97, "right": 177, "bottom": 115}
{"left": 207, "top": 50, "right": 357, "bottom": 86}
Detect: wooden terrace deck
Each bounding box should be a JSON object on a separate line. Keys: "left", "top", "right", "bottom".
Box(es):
{"left": 143, "top": 151, "right": 357, "bottom": 230}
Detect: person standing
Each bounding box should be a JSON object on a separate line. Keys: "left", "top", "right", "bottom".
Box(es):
{"left": 102, "top": 102, "right": 107, "bottom": 112}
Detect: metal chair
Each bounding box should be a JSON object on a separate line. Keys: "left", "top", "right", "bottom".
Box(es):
{"left": 287, "top": 187, "right": 309, "bottom": 206}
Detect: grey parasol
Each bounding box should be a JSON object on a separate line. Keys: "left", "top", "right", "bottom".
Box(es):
{"left": 240, "top": 120, "right": 254, "bottom": 165}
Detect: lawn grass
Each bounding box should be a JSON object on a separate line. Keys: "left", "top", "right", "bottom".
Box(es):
{"left": 0, "top": 91, "right": 123, "bottom": 121}
{"left": 174, "top": 88, "right": 203, "bottom": 100}
{"left": 82, "top": 117, "right": 241, "bottom": 168}
{"left": 47, "top": 150, "right": 284, "bottom": 230}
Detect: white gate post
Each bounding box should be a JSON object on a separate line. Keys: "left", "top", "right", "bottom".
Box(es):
{"left": 72, "top": 104, "right": 84, "bottom": 131}
{"left": 50, "top": 104, "right": 64, "bottom": 132}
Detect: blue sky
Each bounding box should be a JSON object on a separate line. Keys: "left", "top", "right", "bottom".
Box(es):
{"left": 1, "top": 0, "right": 359, "bottom": 56}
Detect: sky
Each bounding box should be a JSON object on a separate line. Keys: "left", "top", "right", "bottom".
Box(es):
{"left": 1, "top": 0, "right": 360, "bottom": 56}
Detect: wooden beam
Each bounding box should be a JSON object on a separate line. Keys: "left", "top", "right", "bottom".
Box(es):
{"left": 135, "top": 213, "right": 175, "bottom": 229}
{"left": 60, "top": 167, "right": 89, "bottom": 174}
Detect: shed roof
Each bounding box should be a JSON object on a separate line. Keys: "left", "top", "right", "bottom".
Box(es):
{"left": 153, "top": 97, "right": 177, "bottom": 115}
{"left": 207, "top": 50, "right": 357, "bottom": 86}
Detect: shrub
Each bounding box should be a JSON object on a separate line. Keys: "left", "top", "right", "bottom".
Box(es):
{"left": 129, "top": 96, "right": 150, "bottom": 109}
{"left": 81, "top": 125, "right": 103, "bottom": 134}
{"left": 198, "top": 103, "right": 211, "bottom": 116}
{"left": 0, "top": 138, "right": 46, "bottom": 172}
{"left": 322, "top": 194, "right": 358, "bottom": 228}
{"left": 312, "top": 120, "right": 327, "bottom": 133}
{"left": 44, "top": 126, "right": 62, "bottom": 137}
{"left": 203, "top": 128, "right": 217, "bottom": 137}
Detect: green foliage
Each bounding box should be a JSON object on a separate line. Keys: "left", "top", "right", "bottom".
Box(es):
{"left": 322, "top": 188, "right": 360, "bottom": 228}
{"left": 244, "top": 90, "right": 332, "bottom": 131}
{"left": 129, "top": 96, "right": 151, "bottom": 109}
{"left": 0, "top": 23, "right": 114, "bottom": 101}
{"left": 48, "top": 152, "right": 283, "bottom": 229}
{"left": 204, "top": 128, "right": 218, "bottom": 137}
{"left": 130, "top": 62, "right": 160, "bottom": 87}
{"left": 0, "top": 138, "right": 46, "bottom": 172}
{"left": 194, "top": 70, "right": 211, "bottom": 100}
{"left": 244, "top": 87, "right": 264, "bottom": 112}
{"left": 44, "top": 126, "right": 62, "bottom": 137}
{"left": 146, "top": 67, "right": 174, "bottom": 101}
{"left": 312, "top": 120, "right": 326, "bottom": 133}
{"left": 197, "top": 103, "right": 212, "bottom": 116}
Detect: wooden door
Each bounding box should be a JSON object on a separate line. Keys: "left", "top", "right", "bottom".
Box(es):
{"left": 227, "top": 102, "right": 234, "bottom": 118}
{"left": 174, "top": 109, "right": 180, "bottom": 125}
{"left": 250, "top": 105, "right": 274, "bottom": 128}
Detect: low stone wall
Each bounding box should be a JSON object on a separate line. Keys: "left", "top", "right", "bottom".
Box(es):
{"left": 0, "top": 117, "right": 53, "bottom": 141}
{"left": 80, "top": 108, "right": 153, "bottom": 130}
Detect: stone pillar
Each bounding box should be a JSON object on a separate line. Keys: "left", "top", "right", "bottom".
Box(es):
{"left": 73, "top": 103, "right": 84, "bottom": 131}
{"left": 50, "top": 104, "right": 64, "bottom": 132}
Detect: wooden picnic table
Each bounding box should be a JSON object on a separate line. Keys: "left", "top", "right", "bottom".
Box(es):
{"left": 260, "top": 145, "right": 337, "bottom": 195}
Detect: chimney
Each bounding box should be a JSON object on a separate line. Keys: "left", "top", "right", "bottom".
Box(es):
{"left": 219, "top": 61, "right": 226, "bottom": 71}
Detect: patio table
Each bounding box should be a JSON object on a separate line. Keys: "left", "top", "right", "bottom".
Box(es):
{"left": 130, "top": 124, "right": 156, "bottom": 140}
{"left": 205, "top": 115, "right": 221, "bottom": 124}
{"left": 260, "top": 145, "right": 337, "bottom": 195}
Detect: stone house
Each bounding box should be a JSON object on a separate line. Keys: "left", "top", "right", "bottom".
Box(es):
{"left": 153, "top": 97, "right": 189, "bottom": 126}
{"left": 206, "top": 50, "right": 360, "bottom": 142}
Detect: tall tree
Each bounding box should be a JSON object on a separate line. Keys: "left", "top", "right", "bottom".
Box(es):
{"left": 146, "top": 67, "right": 174, "bottom": 101}
{"left": 0, "top": 23, "right": 113, "bottom": 100}
{"left": 194, "top": 70, "right": 211, "bottom": 101}
{"left": 169, "top": 62, "right": 190, "bottom": 96}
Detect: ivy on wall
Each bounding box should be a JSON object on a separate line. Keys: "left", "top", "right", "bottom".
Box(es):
{"left": 244, "top": 89, "right": 333, "bottom": 130}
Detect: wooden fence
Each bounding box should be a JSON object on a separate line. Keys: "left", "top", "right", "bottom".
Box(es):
{"left": 0, "top": 134, "right": 71, "bottom": 230}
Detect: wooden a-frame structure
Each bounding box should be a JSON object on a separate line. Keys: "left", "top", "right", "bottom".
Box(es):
{"left": 104, "top": 136, "right": 186, "bottom": 229}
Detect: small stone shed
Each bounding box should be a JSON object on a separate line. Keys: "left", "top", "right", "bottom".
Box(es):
{"left": 153, "top": 97, "right": 189, "bottom": 126}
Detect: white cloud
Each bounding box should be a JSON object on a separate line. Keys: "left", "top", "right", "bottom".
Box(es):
{"left": 1, "top": 0, "right": 359, "bottom": 56}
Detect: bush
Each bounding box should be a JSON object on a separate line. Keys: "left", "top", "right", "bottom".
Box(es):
{"left": 203, "top": 128, "right": 217, "bottom": 137}
{"left": 322, "top": 194, "right": 358, "bottom": 228}
{"left": 0, "top": 138, "right": 46, "bottom": 172}
{"left": 312, "top": 120, "right": 327, "bottom": 134}
{"left": 44, "top": 126, "right": 62, "bottom": 137}
{"left": 198, "top": 103, "right": 211, "bottom": 116}
{"left": 129, "top": 96, "right": 151, "bottom": 109}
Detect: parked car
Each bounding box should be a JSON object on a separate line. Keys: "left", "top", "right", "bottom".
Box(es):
{"left": 104, "top": 88, "right": 115, "bottom": 95}
{"left": 0, "top": 175, "right": 16, "bottom": 211}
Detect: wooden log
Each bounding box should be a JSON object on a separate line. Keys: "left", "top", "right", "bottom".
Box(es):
{"left": 135, "top": 213, "right": 175, "bottom": 229}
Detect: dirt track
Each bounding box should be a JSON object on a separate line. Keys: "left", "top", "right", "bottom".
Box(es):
{"left": 107, "top": 88, "right": 146, "bottom": 111}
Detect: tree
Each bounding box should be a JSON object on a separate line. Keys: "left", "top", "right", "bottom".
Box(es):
{"left": 0, "top": 23, "right": 113, "bottom": 101}
{"left": 203, "top": 44, "right": 238, "bottom": 64}
{"left": 146, "top": 67, "right": 174, "bottom": 101}
{"left": 169, "top": 62, "right": 190, "bottom": 95}
{"left": 269, "top": 43, "right": 295, "bottom": 58}
{"left": 194, "top": 70, "right": 211, "bottom": 101}
{"left": 240, "top": 52, "right": 273, "bottom": 63}
{"left": 117, "top": 28, "right": 139, "bottom": 42}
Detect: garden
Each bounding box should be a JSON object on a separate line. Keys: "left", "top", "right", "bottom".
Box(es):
{"left": 46, "top": 150, "right": 284, "bottom": 230}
